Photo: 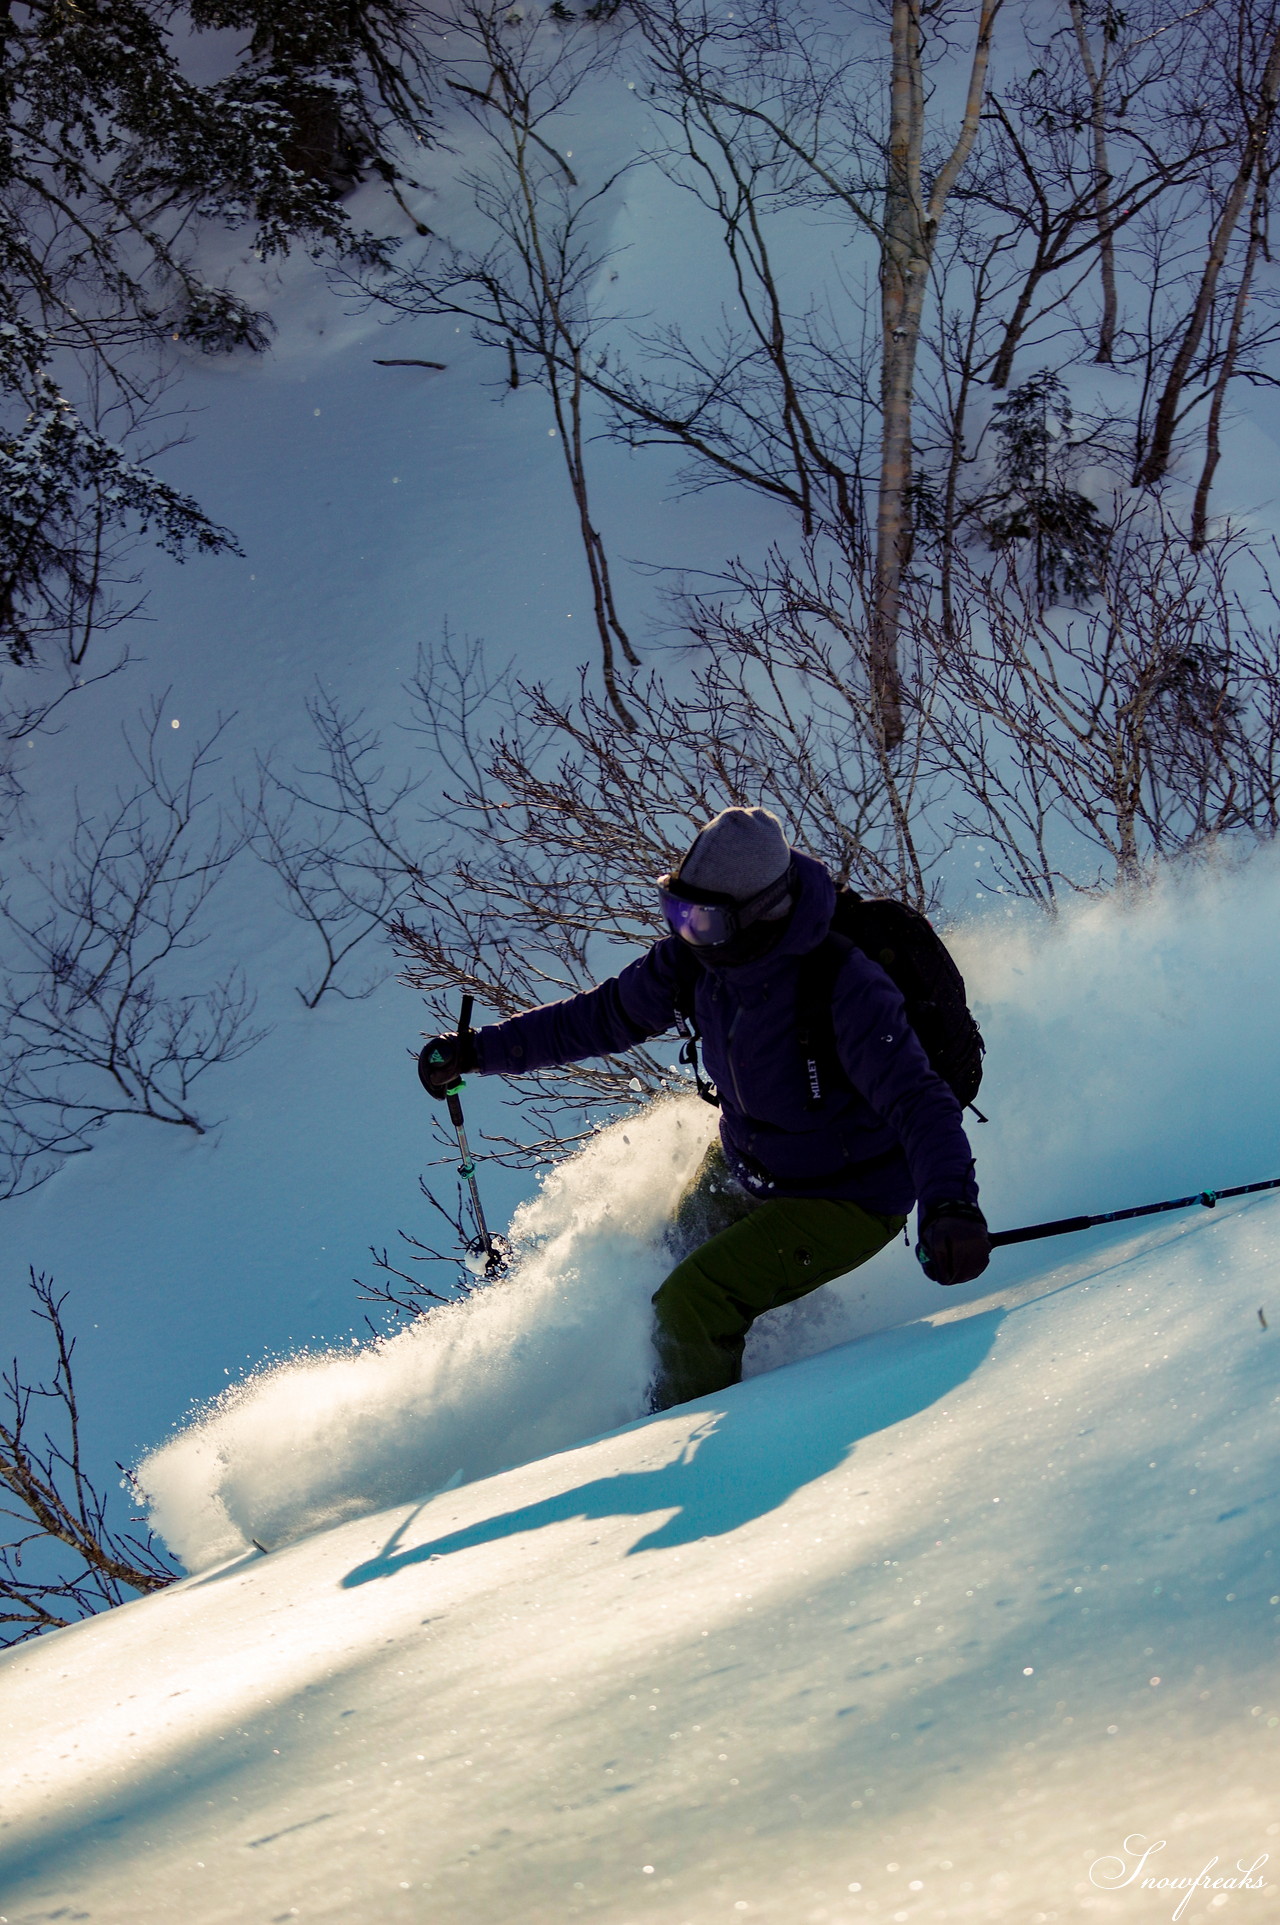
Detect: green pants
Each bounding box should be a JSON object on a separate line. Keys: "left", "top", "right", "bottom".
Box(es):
{"left": 650, "top": 1142, "right": 905, "bottom": 1410}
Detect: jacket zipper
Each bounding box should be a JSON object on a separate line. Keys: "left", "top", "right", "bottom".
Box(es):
{"left": 725, "top": 996, "right": 750, "bottom": 1114}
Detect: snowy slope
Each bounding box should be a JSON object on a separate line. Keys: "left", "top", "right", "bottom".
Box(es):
{"left": 5, "top": 23, "right": 1280, "bottom": 1922}
{"left": 8, "top": 863, "right": 1280, "bottom": 1923}
{"left": 1, "top": 1186, "right": 1276, "bottom": 1924}
{"left": 114, "top": 847, "right": 1280, "bottom": 1578}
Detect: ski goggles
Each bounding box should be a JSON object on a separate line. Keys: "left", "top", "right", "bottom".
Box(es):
{"left": 656, "top": 865, "right": 794, "bottom": 947}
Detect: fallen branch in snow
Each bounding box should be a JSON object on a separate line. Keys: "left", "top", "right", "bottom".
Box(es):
{"left": 0, "top": 1273, "right": 178, "bottom": 1647}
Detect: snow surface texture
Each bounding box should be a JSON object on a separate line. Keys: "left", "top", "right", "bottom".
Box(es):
{"left": 1, "top": 1174, "right": 1275, "bottom": 1922}
{"left": 140, "top": 847, "right": 1280, "bottom": 1578}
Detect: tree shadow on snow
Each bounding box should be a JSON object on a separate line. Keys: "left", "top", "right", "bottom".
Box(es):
{"left": 341, "top": 1309, "right": 1002, "bottom": 1590}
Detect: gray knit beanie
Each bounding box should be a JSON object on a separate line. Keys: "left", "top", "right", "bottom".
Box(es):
{"left": 678, "top": 807, "right": 793, "bottom": 914}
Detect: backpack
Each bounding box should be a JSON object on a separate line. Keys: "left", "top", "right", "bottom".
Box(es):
{"left": 671, "top": 888, "right": 986, "bottom": 1116}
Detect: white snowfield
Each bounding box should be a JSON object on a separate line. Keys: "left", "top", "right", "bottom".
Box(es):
{"left": 0, "top": 867, "right": 1278, "bottom": 1923}
{"left": 0, "top": 1199, "right": 1275, "bottom": 1922}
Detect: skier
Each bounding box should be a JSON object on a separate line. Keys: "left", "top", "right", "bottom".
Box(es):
{"left": 418, "top": 807, "right": 990, "bottom": 1410}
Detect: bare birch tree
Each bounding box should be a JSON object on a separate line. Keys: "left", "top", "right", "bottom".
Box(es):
{"left": 1135, "top": 1, "right": 1280, "bottom": 485}
{"left": 1190, "top": 153, "right": 1275, "bottom": 545}
{"left": 616, "top": 0, "right": 1003, "bottom": 746}
{"left": 373, "top": 1, "right": 1008, "bottom": 749}
{"left": 368, "top": 3, "right": 640, "bottom": 722}
{"left": 872, "top": 0, "right": 1003, "bottom": 746}
{"left": 967, "top": 0, "right": 1198, "bottom": 395}
{"left": 243, "top": 687, "right": 442, "bottom": 1007}
{"left": 918, "top": 518, "right": 1280, "bottom": 900}
{"left": 1065, "top": 0, "right": 1121, "bottom": 365}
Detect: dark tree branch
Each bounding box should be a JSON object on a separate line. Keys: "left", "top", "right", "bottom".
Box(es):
{"left": 1, "top": 1272, "right": 178, "bottom": 1646}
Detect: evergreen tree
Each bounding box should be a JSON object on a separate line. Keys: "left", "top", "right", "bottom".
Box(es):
{"left": 0, "top": 0, "right": 437, "bottom": 713}
{"left": 983, "top": 371, "right": 1108, "bottom": 605}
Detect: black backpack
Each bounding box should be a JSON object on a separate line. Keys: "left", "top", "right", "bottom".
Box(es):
{"left": 671, "top": 888, "right": 986, "bottom": 1116}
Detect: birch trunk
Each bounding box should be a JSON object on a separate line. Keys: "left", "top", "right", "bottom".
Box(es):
{"left": 1191, "top": 163, "right": 1270, "bottom": 547}
{"left": 873, "top": 0, "right": 1001, "bottom": 749}
{"left": 1067, "top": 0, "right": 1118, "bottom": 364}
{"left": 1135, "top": 21, "right": 1280, "bottom": 489}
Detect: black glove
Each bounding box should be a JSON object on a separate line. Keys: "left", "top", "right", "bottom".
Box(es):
{"left": 916, "top": 1199, "right": 990, "bottom": 1286}
{"left": 417, "top": 1030, "right": 478, "bottom": 1099}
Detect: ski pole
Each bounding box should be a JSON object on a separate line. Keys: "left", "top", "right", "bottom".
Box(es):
{"left": 445, "top": 995, "right": 507, "bottom": 1278}
{"left": 990, "top": 1173, "right": 1280, "bottom": 1250}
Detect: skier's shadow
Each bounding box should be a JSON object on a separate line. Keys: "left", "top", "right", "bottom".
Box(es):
{"left": 341, "top": 1309, "right": 1001, "bottom": 1589}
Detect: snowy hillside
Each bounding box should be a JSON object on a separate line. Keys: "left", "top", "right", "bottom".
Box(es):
{"left": 3, "top": 857, "right": 1280, "bottom": 1922}
{"left": 1, "top": 1170, "right": 1276, "bottom": 1922}
{"left": 132, "top": 848, "right": 1280, "bottom": 1574}
{"left": 6, "top": 5, "right": 1280, "bottom": 1918}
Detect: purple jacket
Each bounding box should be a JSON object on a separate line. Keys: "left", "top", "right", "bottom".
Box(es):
{"left": 474, "top": 851, "right": 978, "bottom": 1215}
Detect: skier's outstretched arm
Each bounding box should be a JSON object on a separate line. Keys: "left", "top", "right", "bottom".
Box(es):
{"left": 425, "top": 939, "right": 690, "bottom": 1084}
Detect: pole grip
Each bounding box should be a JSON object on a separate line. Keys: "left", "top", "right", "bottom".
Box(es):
{"left": 447, "top": 1092, "right": 464, "bottom": 1128}
{"left": 459, "top": 994, "right": 474, "bottom": 1042}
